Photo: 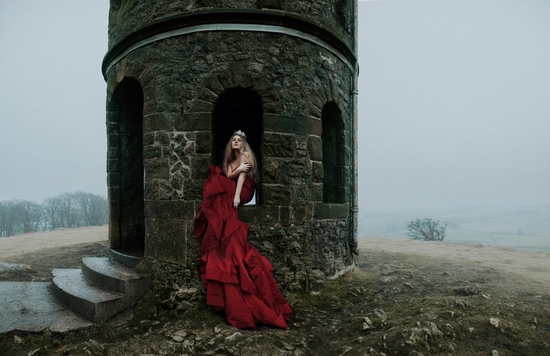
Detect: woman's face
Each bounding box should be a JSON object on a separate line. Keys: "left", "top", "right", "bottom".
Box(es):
{"left": 231, "top": 135, "right": 243, "bottom": 151}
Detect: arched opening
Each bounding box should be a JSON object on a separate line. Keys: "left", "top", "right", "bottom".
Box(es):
{"left": 322, "top": 102, "right": 345, "bottom": 203}
{"left": 212, "top": 87, "right": 263, "bottom": 204}
{"left": 108, "top": 78, "right": 145, "bottom": 255}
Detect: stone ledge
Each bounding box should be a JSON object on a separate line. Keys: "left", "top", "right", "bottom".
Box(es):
{"left": 313, "top": 202, "right": 350, "bottom": 219}
{"left": 264, "top": 114, "right": 321, "bottom": 136}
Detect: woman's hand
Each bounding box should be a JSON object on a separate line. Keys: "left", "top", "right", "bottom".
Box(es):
{"left": 233, "top": 196, "right": 240, "bottom": 208}
{"left": 237, "top": 161, "right": 250, "bottom": 173}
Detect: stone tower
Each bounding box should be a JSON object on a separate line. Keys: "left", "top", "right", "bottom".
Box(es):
{"left": 103, "top": 0, "right": 359, "bottom": 290}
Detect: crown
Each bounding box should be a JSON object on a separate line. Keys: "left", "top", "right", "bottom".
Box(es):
{"left": 233, "top": 130, "right": 246, "bottom": 138}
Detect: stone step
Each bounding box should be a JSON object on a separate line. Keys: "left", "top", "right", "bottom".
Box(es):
{"left": 51, "top": 269, "right": 124, "bottom": 322}
{"left": 109, "top": 248, "right": 143, "bottom": 268}
{"left": 82, "top": 257, "right": 148, "bottom": 296}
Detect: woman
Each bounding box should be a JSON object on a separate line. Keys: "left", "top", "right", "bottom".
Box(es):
{"left": 194, "top": 130, "right": 293, "bottom": 329}
{"left": 222, "top": 130, "right": 258, "bottom": 208}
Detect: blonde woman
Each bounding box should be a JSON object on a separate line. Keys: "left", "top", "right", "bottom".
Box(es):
{"left": 194, "top": 130, "right": 292, "bottom": 329}
{"left": 222, "top": 130, "right": 259, "bottom": 208}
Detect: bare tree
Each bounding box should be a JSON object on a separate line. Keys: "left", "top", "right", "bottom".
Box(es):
{"left": 44, "top": 197, "right": 63, "bottom": 230}
{"left": 0, "top": 201, "right": 21, "bottom": 237}
{"left": 1, "top": 192, "right": 108, "bottom": 236}
{"left": 406, "top": 218, "right": 447, "bottom": 241}
{"left": 58, "top": 193, "right": 80, "bottom": 228}
{"left": 15, "top": 200, "right": 44, "bottom": 233}
{"left": 0, "top": 201, "right": 11, "bottom": 237}
{"left": 74, "top": 191, "right": 108, "bottom": 226}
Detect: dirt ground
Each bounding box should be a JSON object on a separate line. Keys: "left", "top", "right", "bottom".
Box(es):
{"left": 0, "top": 226, "right": 549, "bottom": 355}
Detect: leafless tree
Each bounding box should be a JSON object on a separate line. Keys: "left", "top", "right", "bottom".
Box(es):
{"left": 14, "top": 200, "right": 44, "bottom": 233}
{"left": 406, "top": 218, "right": 448, "bottom": 241}
{"left": 74, "top": 191, "right": 108, "bottom": 226}
{"left": 1, "top": 192, "right": 108, "bottom": 236}
{"left": 0, "top": 201, "right": 19, "bottom": 237}
{"left": 44, "top": 196, "right": 63, "bottom": 230}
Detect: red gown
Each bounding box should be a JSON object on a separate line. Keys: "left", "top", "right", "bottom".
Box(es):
{"left": 194, "top": 165, "right": 293, "bottom": 329}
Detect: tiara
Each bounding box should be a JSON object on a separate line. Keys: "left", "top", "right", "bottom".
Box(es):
{"left": 234, "top": 130, "right": 246, "bottom": 138}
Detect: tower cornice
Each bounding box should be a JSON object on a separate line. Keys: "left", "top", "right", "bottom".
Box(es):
{"left": 102, "top": 9, "right": 358, "bottom": 79}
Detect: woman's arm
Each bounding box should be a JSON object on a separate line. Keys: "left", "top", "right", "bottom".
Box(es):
{"left": 226, "top": 153, "right": 250, "bottom": 180}
{"left": 233, "top": 171, "right": 247, "bottom": 208}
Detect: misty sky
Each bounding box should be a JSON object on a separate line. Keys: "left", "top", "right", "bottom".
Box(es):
{"left": 1, "top": 1, "right": 549, "bottom": 218}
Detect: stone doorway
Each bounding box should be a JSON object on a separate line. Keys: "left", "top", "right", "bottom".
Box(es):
{"left": 107, "top": 78, "right": 145, "bottom": 256}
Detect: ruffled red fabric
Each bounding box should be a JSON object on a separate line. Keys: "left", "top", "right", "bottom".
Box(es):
{"left": 194, "top": 165, "right": 293, "bottom": 329}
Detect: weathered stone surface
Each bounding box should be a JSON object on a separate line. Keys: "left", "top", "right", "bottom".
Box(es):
{"left": 144, "top": 218, "right": 187, "bottom": 264}
{"left": 308, "top": 135, "right": 323, "bottom": 161}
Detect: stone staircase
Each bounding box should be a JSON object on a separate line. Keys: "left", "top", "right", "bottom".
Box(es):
{"left": 51, "top": 255, "right": 149, "bottom": 322}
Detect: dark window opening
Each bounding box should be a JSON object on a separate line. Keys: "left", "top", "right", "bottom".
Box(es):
{"left": 212, "top": 87, "right": 263, "bottom": 204}
{"left": 322, "top": 102, "right": 345, "bottom": 203}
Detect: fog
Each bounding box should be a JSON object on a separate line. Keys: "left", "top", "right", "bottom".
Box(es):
{"left": 1, "top": 1, "right": 549, "bottom": 244}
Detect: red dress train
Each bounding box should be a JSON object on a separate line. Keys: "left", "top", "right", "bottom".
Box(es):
{"left": 194, "top": 165, "right": 293, "bottom": 329}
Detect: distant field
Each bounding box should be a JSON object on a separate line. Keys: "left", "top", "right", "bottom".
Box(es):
{"left": 363, "top": 229, "right": 550, "bottom": 253}
{"left": 359, "top": 205, "right": 550, "bottom": 253}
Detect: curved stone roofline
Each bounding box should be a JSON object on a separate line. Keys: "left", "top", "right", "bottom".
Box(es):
{"left": 102, "top": 9, "right": 358, "bottom": 79}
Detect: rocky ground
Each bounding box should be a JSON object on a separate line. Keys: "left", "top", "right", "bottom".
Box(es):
{"left": 0, "top": 230, "right": 549, "bottom": 356}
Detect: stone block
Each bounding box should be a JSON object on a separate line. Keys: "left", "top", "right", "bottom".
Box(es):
{"left": 187, "top": 179, "right": 205, "bottom": 201}
{"left": 144, "top": 218, "right": 187, "bottom": 265}
{"left": 263, "top": 132, "right": 295, "bottom": 158}
{"left": 264, "top": 114, "right": 321, "bottom": 136}
{"left": 190, "top": 154, "right": 211, "bottom": 178}
{"left": 109, "top": 220, "right": 121, "bottom": 249}
{"left": 155, "top": 131, "right": 170, "bottom": 146}
{"left": 144, "top": 179, "right": 173, "bottom": 201}
{"left": 281, "top": 158, "right": 311, "bottom": 180}
{"left": 108, "top": 187, "right": 120, "bottom": 202}
{"left": 107, "top": 173, "right": 120, "bottom": 187}
{"left": 107, "top": 159, "right": 119, "bottom": 173}
{"left": 143, "top": 132, "right": 155, "bottom": 146}
{"left": 262, "top": 184, "right": 291, "bottom": 205}
{"left": 144, "top": 113, "right": 172, "bottom": 132}
{"left": 144, "top": 158, "right": 169, "bottom": 179}
{"left": 310, "top": 183, "right": 323, "bottom": 202}
{"left": 194, "top": 131, "right": 212, "bottom": 154}
{"left": 144, "top": 200, "right": 196, "bottom": 219}
{"left": 143, "top": 145, "right": 162, "bottom": 160}
{"left": 308, "top": 135, "right": 322, "bottom": 161}
{"left": 291, "top": 205, "right": 310, "bottom": 224}
{"left": 107, "top": 147, "right": 119, "bottom": 159}
{"left": 174, "top": 113, "right": 211, "bottom": 131}
{"left": 238, "top": 206, "right": 280, "bottom": 224}
{"left": 260, "top": 0, "right": 285, "bottom": 9}
{"left": 313, "top": 202, "right": 349, "bottom": 219}
{"left": 190, "top": 99, "right": 213, "bottom": 112}
{"left": 261, "top": 158, "right": 282, "bottom": 184}
{"left": 108, "top": 132, "right": 119, "bottom": 147}
{"left": 311, "top": 161, "right": 323, "bottom": 183}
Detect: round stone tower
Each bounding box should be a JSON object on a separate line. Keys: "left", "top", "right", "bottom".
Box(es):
{"left": 103, "top": 0, "right": 359, "bottom": 290}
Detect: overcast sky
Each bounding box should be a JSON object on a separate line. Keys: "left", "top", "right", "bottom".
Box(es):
{"left": 1, "top": 1, "right": 549, "bottom": 218}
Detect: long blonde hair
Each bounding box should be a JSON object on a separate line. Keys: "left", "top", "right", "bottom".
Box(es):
{"left": 222, "top": 133, "right": 259, "bottom": 184}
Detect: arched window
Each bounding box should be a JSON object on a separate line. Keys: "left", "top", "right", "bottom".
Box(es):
{"left": 322, "top": 102, "right": 345, "bottom": 203}
{"left": 212, "top": 87, "right": 263, "bottom": 204}
{"left": 108, "top": 78, "right": 145, "bottom": 253}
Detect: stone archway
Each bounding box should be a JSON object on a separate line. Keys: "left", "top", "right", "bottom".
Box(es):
{"left": 107, "top": 77, "right": 145, "bottom": 255}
